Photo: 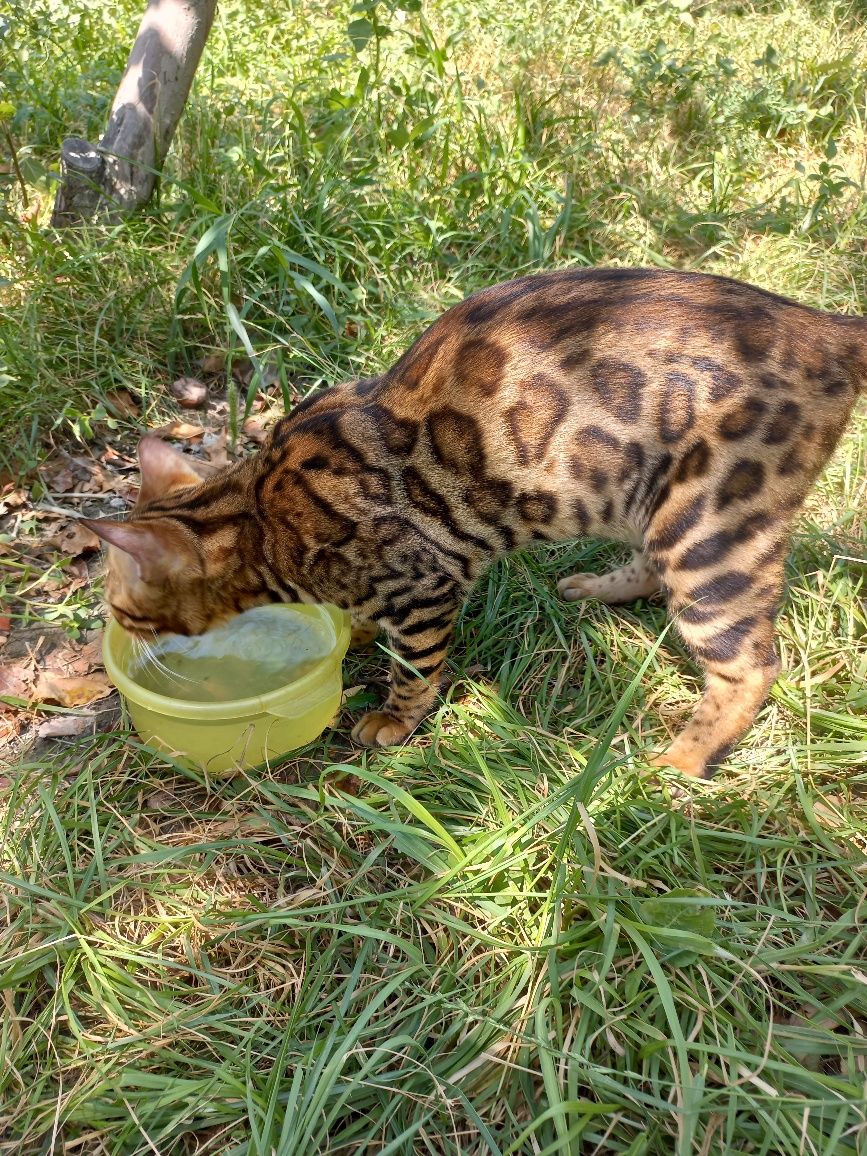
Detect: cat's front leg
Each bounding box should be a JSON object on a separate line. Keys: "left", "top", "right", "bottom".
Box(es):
{"left": 349, "top": 612, "right": 380, "bottom": 650}
{"left": 351, "top": 604, "right": 459, "bottom": 747}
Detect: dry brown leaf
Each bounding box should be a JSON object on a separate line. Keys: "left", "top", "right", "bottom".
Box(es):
{"left": 242, "top": 417, "right": 269, "bottom": 444}
{"left": 46, "top": 635, "right": 105, "bottom": 679}
{"left": 200, "top": 352, "right": 226, "bottom": 375}
{"left": 0, "top": 486, "right": 28, "bottom": 514}
{"left": 105, "top": 389, "right": 141, "bottom": 420}
{"left": 36, "top": 713, "right": 94, "bottom": 739}
{"left": 0, "top": 615, "right": 10, "bottom": 638}
{"left": 49, "top": 521, "right": 101, "bottom": 558}
{"left": 85, "top": 464, "right": 115, "bottom": 494}
{"left": 46, "top": 558, "right": 90, "bottom": 596}
{"left": 0, "top": 659, "right": 35, "bottom": 701}
{"left": 20, "top": 196, "right": 42, "bottom": 227}
{"left": 35, "top": 628, "right": 104, "bottom": 679}
{"left": 145, "top": 789, "right": 178, "bottom": 810}
{"left": 202, "top": 429, "right": 230, "bottom": 469}
{"left": 152, "top": 420, "right": 205, "bottom": 442}
{"left": 231, "top": 358, "right": 254, "bottom": 385}
{"left": 100, "top": 445, "right": 136, "bottom": 470}
{"left": 40, "top": 464, "right": 77, "bottom": 494}
{"left": 170, "top": 376, "right": 208, "bottom": 409}
{"left": 31, "top": 672, "right": 112, "bottom": 708}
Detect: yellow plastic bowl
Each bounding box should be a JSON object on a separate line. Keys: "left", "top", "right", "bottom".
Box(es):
{"left": 103, "top": 603, "right": 351, "bottom": 775}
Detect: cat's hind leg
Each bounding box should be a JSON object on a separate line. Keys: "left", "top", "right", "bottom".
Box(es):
{"left": 558, "top": 551, "right": 661, "bottom": 604}
{"left": 650, "top": 542, "right": 787, "bottom": 778}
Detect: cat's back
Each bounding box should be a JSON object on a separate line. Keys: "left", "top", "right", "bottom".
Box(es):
{"left": 265, "top": 268, "right": 865, "bottom": 515}
{"left": 382, "top": 267, "right": 863, "bottom": 402}
{"left": 336, "top": 267, "right": 864, "bottom": 528}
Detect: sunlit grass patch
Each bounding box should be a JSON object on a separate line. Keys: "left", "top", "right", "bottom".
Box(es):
{"left": 3, "top": 719, "right": 867, "bottom": 1151}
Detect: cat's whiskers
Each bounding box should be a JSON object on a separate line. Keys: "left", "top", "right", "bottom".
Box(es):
{"left": 132, "top": 631, "right": 198, "bottom": 687}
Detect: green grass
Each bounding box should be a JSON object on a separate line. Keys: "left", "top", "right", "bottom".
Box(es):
{"left": 2, "top": 0, "right": 867, "bottom": 1151}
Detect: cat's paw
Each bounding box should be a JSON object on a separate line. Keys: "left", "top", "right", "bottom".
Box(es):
{"left": 351, "top": 711, "right": 413, "bottom": 747}
{"left": 557, "top": 573, "right": 599, "bottom": 601}
{"left": 647, "top": 747, "right": 708, "bottom": 779}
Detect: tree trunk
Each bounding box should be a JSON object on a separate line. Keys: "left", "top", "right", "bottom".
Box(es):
{"left": 51, "top": 0, "right": 216, "bottom": 226}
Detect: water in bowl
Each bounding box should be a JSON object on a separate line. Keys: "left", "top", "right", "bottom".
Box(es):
{"left": 129, "top": 606, "right": 334, "bottom": 703}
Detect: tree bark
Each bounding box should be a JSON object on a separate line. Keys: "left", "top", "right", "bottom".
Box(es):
{"left": 51, "top": 0, "right": 216, "bottom": 225}
{"left": 51, "top": 138, "right": 106, "bottom": 227}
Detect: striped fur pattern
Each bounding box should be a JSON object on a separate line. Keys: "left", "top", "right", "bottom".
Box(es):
{"left": 86, "top": 268, "right": 867, "bottom": 777}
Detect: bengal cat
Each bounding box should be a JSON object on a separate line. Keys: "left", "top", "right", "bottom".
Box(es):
{"left": 85, "top": 268, "right": 866, "bottom": 777}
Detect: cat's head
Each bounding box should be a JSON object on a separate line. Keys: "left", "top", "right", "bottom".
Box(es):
{"left": 84, "top": 437, "right": 263, "bottom": 638}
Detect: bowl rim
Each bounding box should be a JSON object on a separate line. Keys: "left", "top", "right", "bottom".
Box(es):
{"left": 103, "top": 603, "right": 351, "bottom": 721}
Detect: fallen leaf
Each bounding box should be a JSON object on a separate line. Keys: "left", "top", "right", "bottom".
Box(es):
{"left": 170, "top": 376, "right": 208, "bottom": 409}
{"left": 0, "top": 486, "right": 28, "bottom": 514}
{"left": 31, "top": 672, "right": 112, "bottom": 708}
{"left": 20, "top": 196, "right": 42, "bottom": 227}
{"left": 146, "top": 789, "right": 178, "bottom": 811}
{"left": 46, "top": 634, "right": 105, "bottom": 678}
{"left": 84, "top": 464, "right": 116, "bottom": 493}
{"left": 100, "top": 445, "right": 136, "bottom": 470}
{"left": 200, "top": 353, "right": 226, "bottom": 375}
{"left": 202, "top": 429, "right": 229, "bottom": 469}
{"left": 40, "top": 464, "right": 76, "bottom": 494}
{"left": 49, "top": 521, "right": 101, "bottom": 558}
{"left": 0, "top": 615, "right": 10, "bottom": 637}
{"left": 33, "top": 628, "right": 104, "bottom": 679}
{"left": 242, "top": 417, "right": 269, "bottom": 444}
{"left": 43, "top": 558, "right": 90, "bottom": 596}
{"left": 36, "top": 713, "right": 93, "bottom": 739}
{"left": 105, "top": 389, "right": 141, "bottom": 420}
{"left": 152, "top": 420, "right": 205, "bottom": 442}
{"left": 232, "top": 358, "right": 254, "bottom": 385}
{"left": 0, "top": 659, "right": 35, "bottom": 701}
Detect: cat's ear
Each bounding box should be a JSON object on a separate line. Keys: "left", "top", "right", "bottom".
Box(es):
{"left": 81, "top": 518, "right": 195, "bottom": 584}
{"left": 137, "top": 436, "right": 213, "bottom": 504}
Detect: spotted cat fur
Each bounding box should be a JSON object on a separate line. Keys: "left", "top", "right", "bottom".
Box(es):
{"left": 86, "top": 268, "right": 867, "bottom": 776}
